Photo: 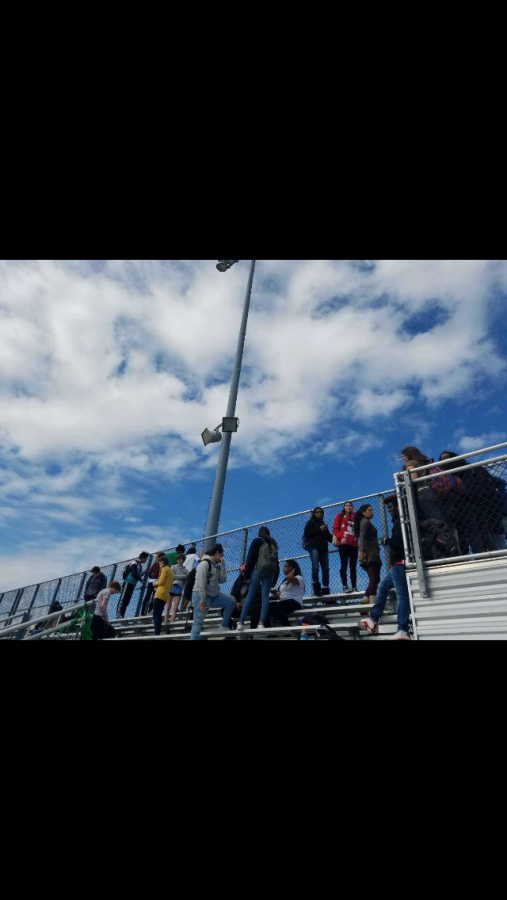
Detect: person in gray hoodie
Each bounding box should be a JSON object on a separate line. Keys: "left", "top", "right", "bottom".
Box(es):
{"left": 190, "top": 543, "right": 236, "bottom": 641}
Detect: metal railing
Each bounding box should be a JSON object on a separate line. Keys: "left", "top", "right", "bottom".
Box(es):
{"left": 394, "top": 442, "right": 507, "bottom": 598}
{"left": 0, "top": 488, "right": 393, "bottom": 628}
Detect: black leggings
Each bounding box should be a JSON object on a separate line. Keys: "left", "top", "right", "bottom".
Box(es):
{"left": 119, "top": 582, "right": 135, "bottom": 618}
{"left": 338, "top": 545, "right": 358, "bottom": 588}
{"left": 153, "top": 599, "right": 166, "bottom": 636}
{"left": 269, "top": 599, "right": 302, "bottom": 627}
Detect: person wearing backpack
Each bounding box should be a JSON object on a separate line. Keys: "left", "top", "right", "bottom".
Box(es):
{"left": 303, "top": 508, "right": 332, "bottom": 597}
{"left": 142, "top": 552, "right": 166, "bottom": 616}
{"left": 440, "top": 451, "right": 507, "bottom": 552}
{"left": 118, "top": 552, "right": 150, "bottom": 618}
{"left": 190, "top": 544, "right": 236, "bottom": 640}
{"left": 236, "top": 527, "right": 280, "bottom": 632}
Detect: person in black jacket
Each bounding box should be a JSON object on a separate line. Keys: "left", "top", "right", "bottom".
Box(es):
{"left": 84, "top": 567, "right": 107, "bottom": 611}
{"left": 303, "top": 508, "right": 332, "bottom": 597}
{"left": 359, "top": 495, "right": 412, "bottom": 640}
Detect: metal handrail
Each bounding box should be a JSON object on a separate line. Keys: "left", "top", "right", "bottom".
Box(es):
{"left": 393, "top": 441, "right": 507, "bottom": 476}
{"left": 0, "top": 600, "right": 94, "bottom": 639}
{"left": 400, "top": 453, "right": 507, "bottom": 485}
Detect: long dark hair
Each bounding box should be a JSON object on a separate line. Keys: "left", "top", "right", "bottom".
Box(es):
{"left": 354, "top": 504, "right": 373, "bottom": 538}
{"left": 310, "top": 507, "right": 325, "bottom": 520}
{"left": 280, "top": 559, "right": 302, "bottom": 587}
{"left": 401, "top": 446, "right": 433, "bottom": 471}
{"left": 258, "top": 525, "right": 278, "bottom": 550}
{"left": 337, "top": 501, "right": 354, "bottom": 530}
{"left": 439, "top": 451, "right": 470, "bottom": 468}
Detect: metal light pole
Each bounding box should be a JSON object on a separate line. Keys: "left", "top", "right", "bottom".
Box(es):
{"left": 204, "top": 260, "right": 257, "bottom": 544}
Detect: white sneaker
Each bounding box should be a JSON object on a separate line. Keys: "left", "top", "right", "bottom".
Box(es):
{"left": 236, "top": 622, "right": 246, "bottom": 633}
{"left": 388, "top": 630, "right": 412, "bottom": 640}
{"left": 343, "top": 587, "right": 353, "bottom": 594}
{"left": 359, "top": 617, "right": 378, "bottom": 635}
{"left": 257, "top": 623, "right": 266, "bottom": 629}
{"left": 218, "top": 626, "right": 231, "bottom": 634}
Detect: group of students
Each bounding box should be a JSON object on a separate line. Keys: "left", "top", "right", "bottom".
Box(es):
{"left": 83, "top": 443, "right": 507, "bottom": 641}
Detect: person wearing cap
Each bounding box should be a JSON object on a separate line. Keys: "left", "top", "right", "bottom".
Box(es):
{"left": 83, "top": 566, "right": 107, "bottom": 612}
{"left": 118, "top": 552, "right": 150, "bottom": 618}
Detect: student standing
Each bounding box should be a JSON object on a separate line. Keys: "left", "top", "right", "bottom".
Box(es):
{"left": 84, "top": 567, "right": 107, "bottom": 611}
{"left": 190, "top": 544, "right": 236, "bottom": 641}
{"left": 166, "top": 555, "right": 188, "bottom": 625}
{"left": 183, "top": 545, "right": 200, "bottom": 575}
{"left": 142, "top": 552, "right": 166, "bottom": 616}
{"left": 119, "top": 552, "right": 149, "bottom": 618}
{"left": 333, "top": 502, "right": 358, "bottom": 594}
{"left": 359, "top": 496, "right": 412, "bottom": 639}
{"left": 236, "top": 527, "right": 280, "bottom": 632}
{"left": 354, "top": 504, "right": 382, "bottom": 605}
{"left": 91, "top": 582, "right": 122, "bottom": 640}
{"left": 153, "top": 556, "right": 174, "bottom": 636}
{"left": 167, "top": 544, "right": 186, "bottom": 567}
{"left": 303, "top": 508, "right": 332, "bottom": 597}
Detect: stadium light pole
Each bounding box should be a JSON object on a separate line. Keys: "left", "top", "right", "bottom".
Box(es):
{"left": 203, "top": 260, "right": 257, "bottom": 545}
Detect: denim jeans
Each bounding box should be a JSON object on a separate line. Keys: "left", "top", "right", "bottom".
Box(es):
{"left": 370, "top": 564, "right": 410, "bottom": 633}
{"left": 190, "top": 592, "right": 236, "bottom": 641}
{"left": 240, "top": 570, "right": 274, "bottom": 626}
{"left": 308, "top": 546, "right": 329, "bottom": 588}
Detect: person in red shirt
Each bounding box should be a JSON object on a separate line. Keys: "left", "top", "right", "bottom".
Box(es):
{"left": 333, "top": 501, "right": 359, "bottom": 594}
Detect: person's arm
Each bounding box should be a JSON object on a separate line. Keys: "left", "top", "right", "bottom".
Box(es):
{"left": 359, "top": 518, "right": 369, "bottom": 556}
{"left": 101, "top": 593, "right": 110, "bottom": 624}
{"left": 244, "top": 539, "right": 261, "bottom": 579}
{"left": 285, "top": 570, "right": 300, "bottom": 585}
{"left": 218, "top": 560, "right": 227, "bottom": 584}
{"left": 333, "top": 514, "right": 341, "bottom": 540}
{"left": 406, "top": 465, "right": 419, "bottom": 482}
{"left": 135, "top": 563, "right": 145, "bottom": 583}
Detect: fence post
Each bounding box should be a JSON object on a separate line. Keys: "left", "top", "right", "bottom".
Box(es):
{"left": 136, "top": 556, "right": 152, "bottom": 617}
{"left": 77, "top": 572, "right": 87, "bottom": 601}
{"left": 240, "top": 529, "right": 248, "bottom": 566}
{"left": 26, "top": 584, "right": 40, "bottom": 615}
{"left": 378, "top": 494, "right": 390, "bottom": 569}
{"left": 9, "top": 589, "right": 22, "bottom": 616}
{"left": 402, "top": 472, "right": 430, "bottom": 599}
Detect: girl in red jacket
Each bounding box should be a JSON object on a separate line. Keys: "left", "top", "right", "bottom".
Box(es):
{"left": 333, "top": 501, "right": 359, "bottom": 594}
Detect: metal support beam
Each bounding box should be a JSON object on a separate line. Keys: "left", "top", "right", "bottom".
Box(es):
{"left": 204, "top": 260, "right": 257, "bottom": 547}
{"left": 402, "top": 472, "right": 430, "bottom": 600}
{"left": 240, "top": 529, "right": 248, "bottom": 567}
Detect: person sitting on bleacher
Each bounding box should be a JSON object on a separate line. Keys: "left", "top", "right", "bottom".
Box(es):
{"left": 267, "top": 560, "right": 305, "bottom": 628}
{"left": 359, "top": 495, "right": 412, "bottom": 640}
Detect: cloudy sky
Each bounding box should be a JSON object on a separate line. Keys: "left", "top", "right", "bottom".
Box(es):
{"left": 0, "top": 259, "right": 506, "bottom": 593}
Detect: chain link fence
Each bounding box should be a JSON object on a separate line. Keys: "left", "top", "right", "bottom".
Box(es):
{"left": 396, "top": 452, "right": 507, "bottom": 567}
{"left": 0, "top": 489, "right": 394, "bottom": 625}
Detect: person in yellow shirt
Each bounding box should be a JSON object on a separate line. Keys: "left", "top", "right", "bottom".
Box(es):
{"left": 153, "top": 556, "right": 174, "bottom": 635}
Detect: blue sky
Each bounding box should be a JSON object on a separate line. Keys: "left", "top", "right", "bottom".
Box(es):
{"left": 0, "top": 259, "right": 506, "bottom": 592}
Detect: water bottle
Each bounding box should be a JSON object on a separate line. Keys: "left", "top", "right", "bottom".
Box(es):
{"left": 300, "top": 626, "right": 309, "bottom": 641}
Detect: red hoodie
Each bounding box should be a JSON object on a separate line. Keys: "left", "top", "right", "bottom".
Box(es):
{"left": 333, "top": 512, "right": 359, "bottom": 548}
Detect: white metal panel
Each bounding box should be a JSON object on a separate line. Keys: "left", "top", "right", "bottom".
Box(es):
{"left": 407, "top": 557, "right": 507, "bottom": 639}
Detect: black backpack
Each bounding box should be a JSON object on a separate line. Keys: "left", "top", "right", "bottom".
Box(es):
{"left": 420, "top": 519, "right": 460, "bottom": 560}
{"left": 183, "top": 559, "right": 212, "bottom": 599}
{"left": 300, "top": 613, "right": 345, "bottom": 641}
{"left": 122, "top": 563, "right": 133, "bottom": 582}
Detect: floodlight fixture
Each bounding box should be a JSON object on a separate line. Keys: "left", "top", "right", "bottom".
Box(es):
{"left": 216, "top": 260, "right": 239, "bottom": 272}
{"left": 222, "top": 417, "right": 239, "bottom": 433}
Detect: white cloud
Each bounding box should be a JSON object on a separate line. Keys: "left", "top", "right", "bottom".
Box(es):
{"left": 455, "top": 432, "right": 507, "bottom": 453}
{"left": 0, "top": 258, "right": 506, "bottom": 590}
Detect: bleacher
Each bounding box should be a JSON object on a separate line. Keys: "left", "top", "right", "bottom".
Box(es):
{"left": 104, "top": 590, "right": 403, "bottom": 641}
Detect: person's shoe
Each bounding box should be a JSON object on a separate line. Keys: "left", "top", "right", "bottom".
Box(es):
{"left": 388, "top": 629, "right": 412, "bottom": 640}
{"left": 361, "top": 595, "right": 371, "bottom": 605}
{"left": 236, "top": 622, "right": 246, "bottom": 633}
{"left": 257, "top": 623, "right": 266, "bottom": 629}
{"left": 218, "top": 626, "right": 235, "bottom": 639}
{"left": 312, "top": 582, "right": 322, "bottom": 597}
{"left": 343, "top": 587, "right": 353, "bottom": 594}
{"left": 321, "top": 587, "right": 330, "bottom": 596}
{"left": 359, "top": 617, "right": 378, "bottom": 635}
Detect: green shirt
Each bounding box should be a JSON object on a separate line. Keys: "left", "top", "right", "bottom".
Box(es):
{"left": 166, "top": 552, "right": 178, "bottom": 567}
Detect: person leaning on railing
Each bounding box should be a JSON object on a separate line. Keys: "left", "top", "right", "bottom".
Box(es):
{"left": 439, "top": 451, "right": 507, "bottom": 552}
{"left": 91, "top": 581, "right": 122, "bottom": 640}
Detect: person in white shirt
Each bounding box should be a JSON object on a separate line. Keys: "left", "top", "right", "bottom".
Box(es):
{"left": 91, "top": 581, "right": 122, "bottom": 640}
{"left": 268, "top": 559, "right": 305, "bottom": 627}
{"left": 183, "top": 545, "right": 200, "bottom": 575}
